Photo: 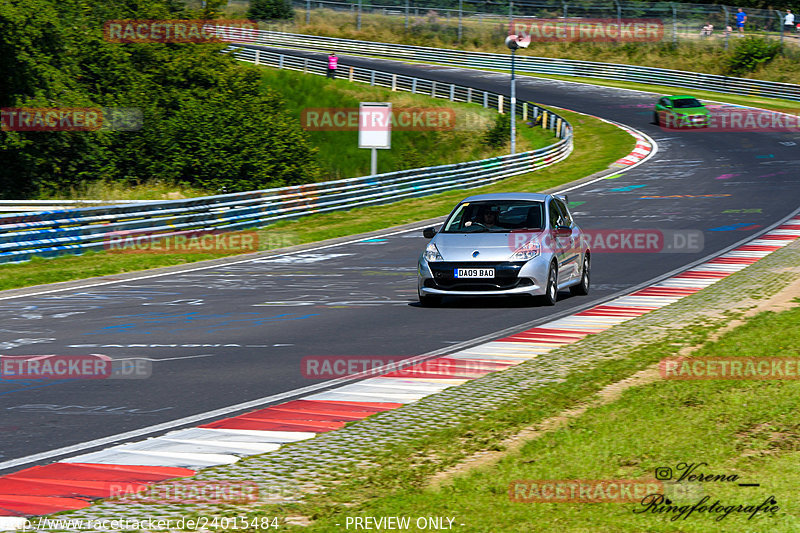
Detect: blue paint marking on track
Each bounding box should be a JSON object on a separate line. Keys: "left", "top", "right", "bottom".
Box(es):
{"left": 82, "top": 311, "right": 321, "bottom": 335}
{"left": 609, "top": 184, "right": 648, "bottom": 192}
{"left": 0, "top": 380, "right": 72, "bottom": 397}
{"left": 708, "top": 223, "right": 761, "bottom": 231}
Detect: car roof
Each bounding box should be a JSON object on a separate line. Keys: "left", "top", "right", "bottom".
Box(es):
{"left": 459, "top": 192, "right": 550, "bottom": 202}
{"left": 667, "top": 95, "right": 699, "bottom": 100}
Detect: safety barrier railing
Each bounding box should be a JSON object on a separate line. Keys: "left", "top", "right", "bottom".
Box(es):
{"left": 241, "top": 29, "right": 800, "bottom": 101}
{"left": 0, "top": 200, "right": 148, "bottom": 214}
{"left": 0, "top": 52, "right": 571, "bottom": 265}
{"left": 287, "top": 0, "right": 799, "bottom": 48}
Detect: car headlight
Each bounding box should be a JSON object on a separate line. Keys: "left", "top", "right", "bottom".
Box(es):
{"left": 510, "top": 239, "right": 540, "bottom": 261}
{"left": 424, "top": 242, "right": 444, "bottom": 262}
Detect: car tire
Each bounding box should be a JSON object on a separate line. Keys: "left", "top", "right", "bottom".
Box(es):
{"left": 653, "top": 112, "right": 660, "bottom": 125}
{"left": 570, "top": 254, "right": 590, "bottom": 296}
{"left": 540, "top": 262, "right": 558, "bottom": 306}
{"left": 418, "top": 292, "right": 442, "bottom": 307}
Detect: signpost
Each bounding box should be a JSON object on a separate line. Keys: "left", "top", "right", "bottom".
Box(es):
{"left": 358, "top": 102, "right": 392, "bottom": 176}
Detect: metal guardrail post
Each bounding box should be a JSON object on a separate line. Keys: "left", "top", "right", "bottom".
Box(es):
{"left": 306, "top": 0, "right": 311, "bottom": 24}
{"left": 523, "top": 102, "right": 527, "bottom": 120}
{"left": 467, "top": 87, "right": 472, "bottom": 103}
{"left": 431, "top": 80, "right": 436, "bottom": 96}
{"left": 723, "top": 6, "right": 730, "bottom": 50}
{"left": 370, "top": 70, "right": 375, "bottom": 85}
{"left": 255, "top": 50, "right": 260, "bottom": 65}
{"left": 392, "top": 74, "right": 397, "bottom": 91}
{"left": 278, "top": 53, "right": 283, "bottom": 68}
{"left": 498, "top": 94, "right": 503, "bottom": 112}
{"left": 304, "top": 58, "right": 308, "bottom": 73}
{"left": 411, "top": 78, "right": 417, "bottom": 93}
{"left": 349, "top": 66, "right": 354, "bottom": 82}
{"left": 449, "top": 84, "right": 455, "bottom": 101}
{"left": 458, "top": 0, "right": 463, "bottom": 42}
{"left": 672, "top": 4, "right": 678, "bottom": 46}
{"left": 357, "top": 0, "right": 362, "bottom": 30}
{"left": 483, "top": 91, "right": 488, "bottom": 108}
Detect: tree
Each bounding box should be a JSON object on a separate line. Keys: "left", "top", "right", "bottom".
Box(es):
{"left": 247, "top": 0, "right": 294, "bottom": 21}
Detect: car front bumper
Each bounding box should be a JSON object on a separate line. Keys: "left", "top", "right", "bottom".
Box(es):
{"left": 418, "top": 259, "right": 550, "bottom": 297}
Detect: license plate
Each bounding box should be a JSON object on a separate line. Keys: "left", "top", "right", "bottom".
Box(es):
{"left": 454, "top": 268, "right": 495, "bottom": 278}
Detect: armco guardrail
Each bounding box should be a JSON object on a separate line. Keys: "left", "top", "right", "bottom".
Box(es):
{"left": 240, "top": 29, "right": 800, "bottom": 102}
{"left": 0, "top": 52, "right": 571, "bottom": 265}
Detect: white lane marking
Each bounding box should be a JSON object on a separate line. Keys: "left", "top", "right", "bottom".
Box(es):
{"left": 111, "top": 354, "right": 215, "bottom": 362}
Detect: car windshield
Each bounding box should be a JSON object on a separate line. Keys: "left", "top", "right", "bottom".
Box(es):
{"left": 441, "top": 200, "right": 545, "bottom": 233}
{"left": 672, "top": 98, "right": 703, "bottom": 109}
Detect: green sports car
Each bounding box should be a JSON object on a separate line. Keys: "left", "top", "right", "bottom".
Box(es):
{"left": 654, "top": 95, "right": 710, "bottom": 128}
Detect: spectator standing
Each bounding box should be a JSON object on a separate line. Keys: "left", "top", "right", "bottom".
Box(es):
{"left": 736, "top": 8, "right": 747, "bottom": 35}
{"left": 784, "top": 9, "right": 795, "bottom": 36}
{"left": 327, "top": 53, "right": 338, "bottom": 79}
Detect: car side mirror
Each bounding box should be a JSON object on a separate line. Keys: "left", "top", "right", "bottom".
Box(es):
{"left": 423, "top": 227, "right": 437, "bottom": 239}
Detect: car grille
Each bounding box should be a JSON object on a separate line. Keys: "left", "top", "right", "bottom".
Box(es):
{"left": 426, "top": 262, "right": 530, "bottom": 291}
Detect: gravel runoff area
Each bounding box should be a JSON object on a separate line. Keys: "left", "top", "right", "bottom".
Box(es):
{"left": 28, "top": 238, "right": 800, "bottom": 532}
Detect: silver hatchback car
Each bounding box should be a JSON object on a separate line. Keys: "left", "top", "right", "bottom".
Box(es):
{"left": 417, "top": 192, "right": 590, "bottom": 306}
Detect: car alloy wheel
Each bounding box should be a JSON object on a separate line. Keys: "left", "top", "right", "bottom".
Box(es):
{"left": 540, "top": 262, "right": 558, "bottom": 306}
{"left": 570, "top": 255, "right": 590, "bottom": 296}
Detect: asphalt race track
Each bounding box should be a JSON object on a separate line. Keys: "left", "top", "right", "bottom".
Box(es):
{"left": 1, "top": 48, "right": 798, "bottom": 474}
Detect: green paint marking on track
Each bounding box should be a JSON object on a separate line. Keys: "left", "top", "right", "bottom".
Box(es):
{"left": 604, "top": 173, "right": 623, "bottom": 179}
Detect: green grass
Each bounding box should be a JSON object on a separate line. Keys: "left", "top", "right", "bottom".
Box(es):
{"left": 0, "top": 107, "right": 631, "bottom": 291}
{"left": 35, "top": 180, "right": 215, "bottom": 202}
{"left": 282, "top": 303, "right": 800, "bottom": 532}
{"left": 258, "top": 67, "right": 555, "bottom": 180}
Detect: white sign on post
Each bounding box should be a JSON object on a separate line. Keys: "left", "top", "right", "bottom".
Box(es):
{"left": 358, "top": 102, "right": 392, "bottom": 148}
{"left": 359, "top": 102, "right": 391, "bottom": 176}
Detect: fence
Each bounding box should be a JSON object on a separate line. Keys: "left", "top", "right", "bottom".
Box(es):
{"left": 0, "top": 52, "right": 571, "bottom": 265}
{"left": 240, "top": 30, "right": 800, "bottom": 101}
{"left": 258, "top": 0, "right": 799, "bottom": 49}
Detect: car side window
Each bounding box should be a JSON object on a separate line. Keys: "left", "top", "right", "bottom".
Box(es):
{"left": 554, "top": 198, "right": 572, "bottom": 226}
{"left": 548, "top": 200, "right": 563, "bottom": 229}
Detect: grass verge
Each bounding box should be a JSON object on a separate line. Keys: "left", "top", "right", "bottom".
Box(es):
{"left": 0, "top": 107, "right": 632, "bottom": 292}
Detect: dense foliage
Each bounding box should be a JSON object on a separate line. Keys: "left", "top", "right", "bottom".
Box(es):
{"left": 247, "top": 0, "right": 295, "bottom": 21}
{"left": 0, "top": 0, "right": 319, "bottom": 198}
{"left": 724, "top": 36, "right": 783, "bottom": 76}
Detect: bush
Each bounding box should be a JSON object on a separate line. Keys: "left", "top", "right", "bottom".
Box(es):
{"left": 482, "top": 112, "right": 510, "bottom": 148}
{"left": 724, "top": 36, "right": 782, "bottom": 76}
{"left": 248, "top": 0, "right": 294, "bottom": 21}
